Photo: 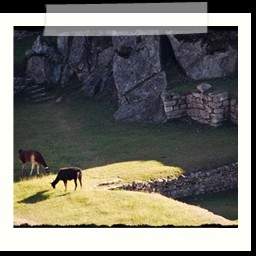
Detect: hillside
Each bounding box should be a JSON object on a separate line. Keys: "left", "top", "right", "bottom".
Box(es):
{"left": 14, "top": 94, "right": 238, "bottom": 227}
{"left": 14, "top": 164, "right": 236, "bottom": 227}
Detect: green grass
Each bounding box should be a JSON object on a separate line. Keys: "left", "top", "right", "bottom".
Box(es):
{"left": 14, "top": 93, "right": 238, "bottom": 181}
{"left": 180, "top": 189, "right": 238, "bottom": 221}
{"left": 14, "top": 91, "right": 237, "bottom": 226}
{"left": 14, "top": 167, "right": 236, "bottom": 227}
{"left": 167, "top": 76, "right": 238, "bottom": 99}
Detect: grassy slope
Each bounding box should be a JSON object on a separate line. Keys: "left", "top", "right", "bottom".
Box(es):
{"left": 14, "top": 93, "right": 237, "bottom": 226}
{"left": 14, "top": 167, "right": 235, "bottom": 227}
{"left": 14, "top": 34, "right": 238, "bottom": 226}
{"left": 14, "top": 95, "right": 238, "bottom": 180}
{"left": 181, "top": 189, "right": 238, "bottom": 220}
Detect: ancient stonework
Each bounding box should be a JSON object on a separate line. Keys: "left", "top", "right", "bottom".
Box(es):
{"left": 119, "top": 162, "right": 238, "bottom": 199}
{"left": 230, "top": 99, "right": 238, "bottom": 125}
{"left": 162, "top": 88, "right": 235, "bottom": 127}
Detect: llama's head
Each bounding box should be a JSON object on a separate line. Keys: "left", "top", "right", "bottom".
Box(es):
{"left": 51, "top": 182, "right": 56, "bottom": 189}
{"left": 45, "top": 167, "right": 50, "bottom": 174}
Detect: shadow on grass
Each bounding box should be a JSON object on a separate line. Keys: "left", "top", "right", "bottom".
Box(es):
{"left": 19, "top": 190, "right": 50, "bottom": 204}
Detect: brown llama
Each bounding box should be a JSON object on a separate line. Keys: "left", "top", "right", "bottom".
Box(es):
{"left": 18, "top": 149, "right": 50, "bottom": 176}
{"left": 51, "top": 167, "right": 82, "bottom": 191}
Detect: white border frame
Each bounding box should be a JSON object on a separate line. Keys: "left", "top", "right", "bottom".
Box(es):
{"left": 0, "top": 13, "right": 251, "bottom": 251}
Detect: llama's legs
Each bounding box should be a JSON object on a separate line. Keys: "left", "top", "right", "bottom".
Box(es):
{"left": 30, "top": 164, "right": 35, "bottom": 176}
{"left": 74, "top": 179, "right": 77, "bottom": 191}
{"left": 79, "top": 177, "right": 82, "bottom": 189}
{"left": 63, "top": 180, "right": 67, "bottom": 191}
{"left": 22, "top": 163, "right": 27, "bottom": 176}
{"left": 36, "top": 164, "right": 40, "bottom": 175}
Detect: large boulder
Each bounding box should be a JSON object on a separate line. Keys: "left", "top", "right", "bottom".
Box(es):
{"left": 26, "top": 35, "right": 63, "bottom": 83}
{"left": 112, "top": 35, "right": 167, "bottom": 123}
{"left": 26, "top": 56, "right": 62, "bottom": 84}
{"left": 168, "top": 31, "right": 238, "bottom": 80}
{"left": 57, "top": 36, "right": 116, "bottom": 100}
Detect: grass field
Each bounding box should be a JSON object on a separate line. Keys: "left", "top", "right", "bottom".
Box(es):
{"left": 14, "top": 166, "right": 236, "bottom": 227}
{"left": 14, "top": 33, "right": 238, "bottom": 227}
{"left": 14, "top": 92, "right": 238, "bottom": 180}
{"left": 14, "top": 89, "right": 238, "bottom": 226}
{"left": 181, "top": 189, "right": 238, "bottom": 220}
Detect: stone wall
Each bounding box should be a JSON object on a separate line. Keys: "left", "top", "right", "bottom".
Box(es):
{"left": 162, "top": 90, "right": 237, "bottom": 127}
{"left": 230, "top": 99, "right": 238, "bottom": 125}
{"left": 120, "top": 163, "right": 238, "bottom": 199}
{"left": 14, "top": 77, "right": 34, "bottom": 95}
{"left": 161, "top": 92, "right": 187, "bottom": 119}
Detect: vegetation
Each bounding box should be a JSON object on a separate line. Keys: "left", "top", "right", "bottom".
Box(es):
{"left": 14, "top": 89, "right": 237, "bottom": 226}
{"left": 181, "top": 189, "right": 238, "bottom": 220}
{"left": 14, "top": 165, "right": 236, "bottom": 227}
{"left": 14, "top": 33, "right": 238, "bottom": 227}
{"left": 14, "top": 91, "right": 238, "bottom": 181}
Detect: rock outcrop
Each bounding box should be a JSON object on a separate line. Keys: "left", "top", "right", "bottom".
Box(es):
{"left": 19, "top": 30, "right": 237, "bottom": 124}
{"left": 168, "top": 31, "right": 238, "bottom": 80}
{"left": 57, "top": 36, "right": 116, "bottom": 100}
{"left": 26, "top": 36, "right": 63, "bottom": 84}
{"left": 112, "top": 35, "right": 167, "bottom": 123}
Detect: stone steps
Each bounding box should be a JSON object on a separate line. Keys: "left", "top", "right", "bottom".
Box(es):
{"left": 31, "top": 92, "right": 47, "bottom": 99}
{"left": 34, "top": 96, "right": 55, "bottom": 103}
{"left": 26, "top": 84, "right": 41, "bottom": 92}
{"left": 25, "top": 84, "right": 55, "bottom": 103}
{"left": 29, "top": 87, "right": 46, "bottom": 94}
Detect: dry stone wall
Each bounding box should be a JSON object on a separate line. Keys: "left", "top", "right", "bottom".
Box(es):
{"left": 120, "top": 162, "right": 238, "bottom": 199}
{"left": 162, "top": 90, "right": 238, "bottom": 126}
{"left": 230, "top": 99, "right": 238, "bottom": 125}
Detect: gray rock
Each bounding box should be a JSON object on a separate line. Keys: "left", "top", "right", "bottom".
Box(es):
{"left": 230, "top": 99, "right": 237, "bottom": 106}
{"left": 213, "top": 108, "right": 224, "bottom": 114}
{"left": 25, "top": 35, "right": 63, "bottom": 84}
{"left": 114, "top": 92, "right": 167, "bottom": 123}
{"left": 114, "top": 72, "right": 167, "bottom": 123}
{"left": 166, "top": 110, "right": 186, "bottom": 119}
{"left": 26, "top": 56, "right": 61, "bottom": 84}
{"left": 25, "top": 49, "right": 35, "bottom": 58}
{"left": 187, "top": 109, "right": 200, "bottom": 117}
{"left": 68, "top": 37, "right": 85, "bottom": 67}
{"left": 199, "top": 110, "right": 210, "bottom": 119}
{"left": 210, "top": 92, "right": 229, "bottom": 102}
{"left": 98, "top": 47, "right": 114, "bottom": 67}
{"left": 57, "top": 36, "right": 69, "bottom": 60}
{"left": 55, "top": 97, "right": 63, "bottom": 103}
{"left": 113, "top": 35, "right": 162, "bottom": 96}
{"left": 113, "top": 36, "right": 167, "bottom": 123}
{"left": 168, "top": 34, "right": 238, "bottom": 80}
{"left": 197, "top": 83, "right": 212, "bottom": 93}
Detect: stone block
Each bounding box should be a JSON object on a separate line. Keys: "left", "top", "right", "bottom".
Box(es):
{"left": 187, "top": 109, "right": 199, "bottom": 117}
{"left": 210, "top": 92, "right": 229, "bottom": 102}
{"left": 197, "top": 83, "right": 212, "bottom": 93}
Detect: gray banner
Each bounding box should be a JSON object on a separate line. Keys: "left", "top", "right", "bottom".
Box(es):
{"left": 44, "top": 26, "right": 208, "bottom": 37}
{"left": 46, "top": 3, "right": 208, "bottom": 13}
